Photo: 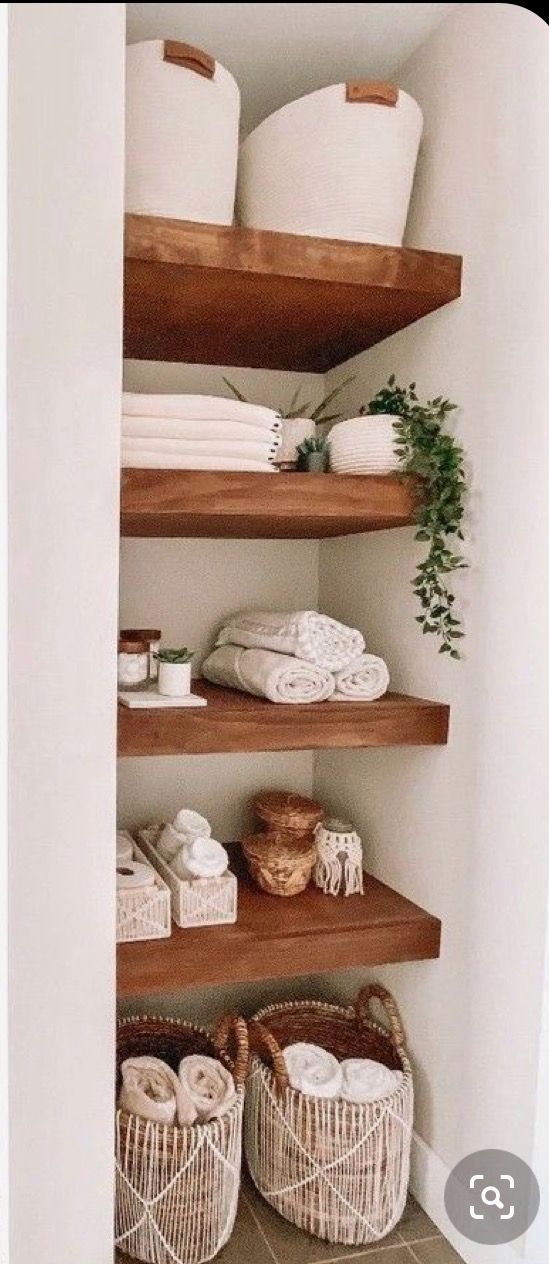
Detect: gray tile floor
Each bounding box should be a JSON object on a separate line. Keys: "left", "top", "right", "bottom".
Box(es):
{"left": 116, "top": 1176, "right": 465, "bottom": 1264}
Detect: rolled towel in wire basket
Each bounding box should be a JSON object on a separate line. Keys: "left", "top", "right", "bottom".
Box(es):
{"left": 178, "top": 1055, "right": 237, "bottom": 1121}
{"left": 283, "top": 1043, "right": 343, "bottom": 1098}
{"left": 118, "top": 1056, "right": 198, "bottom": 1126}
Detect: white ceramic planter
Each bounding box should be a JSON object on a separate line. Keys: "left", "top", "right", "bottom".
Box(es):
{"left": 158, "top": 660, "right": 192, "bottom": 697}
{"left": 276, "top": 417, "right": 315, "bottom": 468}
{"left": 329, "top": 414, "right": 401, "bottom": 475}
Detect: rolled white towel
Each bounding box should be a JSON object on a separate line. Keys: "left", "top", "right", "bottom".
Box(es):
{"left": 340, "top": 1058, "right": 403, "bottom": 1103}
{"left": 331, "top": 654, "right": 390, "bottom": 702}
{"left": 119, "top": 1055, "right": 197, "bottom": 1126}
{"left": 121, "top": 450, "right": 277, "bottom": 472}
{"left": 172, "top": 837, "right": 229, "bottom": 881}
{"left": 123, "top": 392, "right": 280, "bottom": 430}
{"left": 157, "top": 810, "right": 211, "bottom": 862}
{"left": 122, "top": 415, "right": 282, "bottom": 442}
{"left": 122, "top": 436, "right": 280, "bottom": 461}
{"left": 215, "top": 610, "right": 365, "bottom": 673}
{"left": 283, "top": 1043, "right": 343, "bottom": 1099}
{"left": 202, "top": 644, "right": 335, "bottom": 704}
{"left": 178, "top": 1055, "right": 236, "bottom": 1121}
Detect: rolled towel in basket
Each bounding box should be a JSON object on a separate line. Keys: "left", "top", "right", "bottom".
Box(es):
{"left": 331, "top": 654, "right": 390, "bottom": 702}
{"left": 157, "top": 810, "right": 212, "bottom": 862}
{"left": 172, "top": 837, "right": 229, "bottom": 881}
{"left": 119, "top": 1056, "right": 198, "bottom": 1127}
{"left": 284, "top": 1043, "right": 343, "bottom": 1099}
{"left": 123, "top": 392, "right": 280, "bottom": 430}
{"left": 178, "top": 1055, "right": 236, "bottom": 1121}
{"left": 202, "top": 644, "right": 335, "bottom": 704}
{"left": 340, "top": 1058, "right": 403, "bottom": 1104}
{"left": 215, "top": 610, "right": 365, "bottom": 672}
{"left": 122, "top": 415, "right": 282, "bottom": 442}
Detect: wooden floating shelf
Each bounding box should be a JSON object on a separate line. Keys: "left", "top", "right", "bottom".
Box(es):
{"left": 124, "top": 214, "right": 462, "bottom": 372}
{"left": 118, "top": 681, "right": 450, "bottom": 756}
{"left": 117, "top": 868, "right": 441, "bottom": 994}
{"left": 120, "top": 469, "right": 419, "bottom": 539}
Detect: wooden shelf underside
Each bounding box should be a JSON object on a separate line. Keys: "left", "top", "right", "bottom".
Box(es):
{"left": 124, "top": 214, "right": 462, "bottom": 372}
{"left": 117, "top": 868, "right": 441, "bottom": 995}
{"left": 118, "top": 682, "right": 449, "bottom": 756}
{"left": 120, "top": 470, "right": 419, "bottom": 539}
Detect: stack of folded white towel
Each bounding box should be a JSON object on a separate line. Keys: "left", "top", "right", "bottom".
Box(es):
{"left": 201, "top": 610, "right": 390, "bottom": 704}
{"left": 122, "top": 393, "right": 281, "bottom": 472}
{"left": 283, "top": 1042, "right": 403, "bottom": 1103}
{"left": 119, "top": 1053, "right": 236, "bottom": 1126}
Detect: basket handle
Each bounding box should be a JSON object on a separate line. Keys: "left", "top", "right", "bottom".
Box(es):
{"left": 346, "top": 81, "right": 399, "bottom": 107}
{"left": 164, "top": 40, "right": 215, "bottom": 79}
{"left": 214, "top": 1013, "right": 249, "bottom": 1088}
{"left": 248, "top": 1020, "right": 289, "bottom": 1093}
{"left": 355, "top": 983, "right": 407, "bottom": 1049}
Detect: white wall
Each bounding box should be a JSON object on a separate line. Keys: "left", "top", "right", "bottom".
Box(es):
{"left": 8, "top": 6, "right": 125, "bottom": 1262}
{"left": 317, "top": 0, "right": 549, "bottom": 1219}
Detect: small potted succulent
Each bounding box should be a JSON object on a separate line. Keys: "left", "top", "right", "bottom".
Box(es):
{"left": 155, "top": 647, "right": 194, "bottom": 697}
{"left": 296, "top": 434, "right": 330, "bottom": 472}
{"left": 223, "top": 375, "right": 354, "bottom": 469}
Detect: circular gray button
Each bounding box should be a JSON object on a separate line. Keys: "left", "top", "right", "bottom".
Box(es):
{"left": 445, "top": 1149, "right": 540, "bottom": 1244}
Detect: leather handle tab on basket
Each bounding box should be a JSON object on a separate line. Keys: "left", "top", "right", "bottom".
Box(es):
{"left": 355, "top": 983, "right": 407, "bottom": 1049}
{"left": 214, "top": 1013, "right": 250, "bottom": 1088}
{"left": 249, "top": 1020, "right": 289, "bottom": 1094}
{"left": 163, "top": 40, "right": 215, "bottom": 79}
{"left": 346, "top": 81, "right": 399, "bottom": 106}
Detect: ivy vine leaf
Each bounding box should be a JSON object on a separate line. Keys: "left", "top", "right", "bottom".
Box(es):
{"left": 365, "top": 378, "right": 467, "bottom": 658}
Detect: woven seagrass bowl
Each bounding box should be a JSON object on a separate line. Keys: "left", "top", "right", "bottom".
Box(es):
{"left": 253, "top": 789, "right": 324, "bottom": 834}
{"left": 241, "top": 830, "right": 317, "bottom": 896}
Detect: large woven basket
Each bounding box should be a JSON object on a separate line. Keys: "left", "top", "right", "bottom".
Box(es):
{"left": 115, "top": 1013, "right": 248, "bottom": 1264}
{"left": 245, "top": 985, "right": 413, "bottom": 1246}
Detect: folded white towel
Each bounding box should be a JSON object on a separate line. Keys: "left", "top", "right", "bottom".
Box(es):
{"left": 340, "top": 1058, "right": 403, "bottom": 1103}
{"left": 119, "top": 1056, "right": 198, "bottom": 1127}
{"left": 172, "top": 837, "right": 229, "bottom": 881}
{"left": 122, "top": 436, "right": 280, "bottom": 461}
{"left": 284, "top": 1043, "right": 343, "bottom": 1099}
{"left": 202, "top": 644, "right": 335, "bottom": 704}
{"left": 331, "top": 654, "right": 390, "bottom": 702}
{"left": 122, "top": 415, "right": 282, "bottom": 441}
{"left": 178, "top": 1055, "right": 236, "bottom": 1121}
{"left": 123, "top": 392, "right": 280, "bottom": 430}
{"left": 216, "top": 610, "right": 365, "bottom": 673}
{"left": 121, "top": 450, "right": 277, "bottom": 472}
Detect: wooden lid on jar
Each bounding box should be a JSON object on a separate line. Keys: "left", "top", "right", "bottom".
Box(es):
{"left": 118, "top": 637, "right": 150, "bottom": 653}
{"left": 253, "top": 790, "right": 324, "bottom": 832}
{"left": 120, "top": 628, "right": 161, "bottom": 643}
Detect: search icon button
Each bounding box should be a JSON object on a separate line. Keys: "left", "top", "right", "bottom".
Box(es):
{"left": 481, "top": 1186, "right": 504, "bottom": 1210}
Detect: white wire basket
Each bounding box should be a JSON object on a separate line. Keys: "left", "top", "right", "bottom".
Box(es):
{"left": 116, "top": 840, "right": 171, "bottom": 943}
{"left": 138, "top": 826, "right": 238, "bottom": 929}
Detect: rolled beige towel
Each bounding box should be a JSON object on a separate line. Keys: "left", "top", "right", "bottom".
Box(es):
{"left": 202, "top": 643, "right": 335, "bottom": 704}
{"left": 118, "top": 1056, "right": 197, "bottom": 1126}
{"left": 178, "top": 1055, "right": 236, "bottom": 1121}
{"left": 331, "top": 654, "right": 390, "bottom": 701}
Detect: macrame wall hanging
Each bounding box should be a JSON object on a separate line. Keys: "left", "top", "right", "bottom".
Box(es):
{"left": 313, "top": 819, "right": 364, "bottom": 896}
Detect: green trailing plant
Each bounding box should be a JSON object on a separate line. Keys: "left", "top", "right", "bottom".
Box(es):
{"left": 154, "top": 647, "right": 194, "bottom": 664}
{"left": 296, "top": 434, "right": 329, "bottom": 456}
{"left": 222, "top": 375, "right": 355, "bottom": 424}
{"left": 364, "top": 377, "right": 467, "bottom": 658}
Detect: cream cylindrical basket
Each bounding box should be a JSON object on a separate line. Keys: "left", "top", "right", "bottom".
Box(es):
{"left": 115, "top": 1013, "right": 248, "bottom": 1264}
{"left": 126, "top": 39, "right": 240, "bottom": 223}
{"left": 238, "top": 82, "right": 422, "bottom": 246}
{"left": 329, "top": 415, "right": 401, "bottom": 475}
{"left": 245, "top": 985, "right": 413, "bottom": 1246}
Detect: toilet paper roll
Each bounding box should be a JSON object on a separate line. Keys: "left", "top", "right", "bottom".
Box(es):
{"left": 116, "top": 861, "right": 156, "bottom": 890}
{"left": 117, "top": 832, "right": 134, "bottom": 864}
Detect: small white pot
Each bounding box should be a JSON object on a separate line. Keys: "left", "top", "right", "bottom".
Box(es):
{"left": 276, "top": 417, "right": 315, "bottom": 468}
{"left": 158, "top": 660, "right": 192, "bottom": 697}
{"left": 329, "top": 414, "right": 401, "bottom": 475}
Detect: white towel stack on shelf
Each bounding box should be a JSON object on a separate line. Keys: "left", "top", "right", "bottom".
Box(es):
{"left": 122, "top": 393, "right": 282, "bottom": 472}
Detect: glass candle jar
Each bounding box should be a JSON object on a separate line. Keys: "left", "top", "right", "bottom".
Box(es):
{"left": 120, "top": 628, "right": 161, "bottom": 681}
{"left": 117, "top": 638, "right": 149, "bottom": 691}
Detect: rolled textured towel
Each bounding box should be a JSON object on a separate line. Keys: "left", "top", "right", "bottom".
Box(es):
{"left": 340, "top": 1058, "right": 403, "bottom": 1104}
{"left": 331, "top": 654, "right": 390, "bottom": 702}
{"left": 215, "top": 610, "right": 365, "bottom": 672}
{"left": 119, "top": 1056, "right": 197, "bottom": 1126}
{"left": 121, "top": 450, "right": 277, "bottom": 472}
{"left": 172, "top": 837, "right": 229, "bottom": 881}
{"left": 178, "top": 1055, "right": 236, "bottom": 1121}
{"left": 123, "top": 392, "right": 280, "bottom": 430}
{"left": 157, "top": 810, "right": 212, "bottom": 862}
{"left": 283, "top": 1043, "right": 343, "bottom": 1099}
{"left": 122, "top": 415, "right": 282, "bottom": 442}
{"left": 202, "top": 644, "right": 335, "bottom": 704}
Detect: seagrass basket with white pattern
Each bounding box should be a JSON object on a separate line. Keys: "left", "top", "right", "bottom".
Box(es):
{"left": 245, "top": 985, "right": 413, "bottom": 1246}
{"left": 115, "top": 1014, "right": 248, "bottom": 1264}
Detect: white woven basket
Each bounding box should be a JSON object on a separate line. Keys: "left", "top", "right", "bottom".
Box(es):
{"left": 126, "top": 39, "right": 240, "bottom": 223}
{"left": 245, "top": 986, "right": 413, "bottom": 1246}
{"left": 329, "top": 415, "right": 401, "bottom": 475}
{"left": 116, "top": 840, "right": 171, "bottom": 943}
{"left": 138, "top": 826, "right": 238, "bottom": 928}
{"left": 238, "top": 82, "right": 422, "bottom": 246}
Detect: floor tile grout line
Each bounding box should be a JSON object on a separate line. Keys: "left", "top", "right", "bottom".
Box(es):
{"left": 241, "top": 1191, "right": 280, "bottom": 1264}
{"left": 401, "top": 1233, "right": 443, "bottom": 1246}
